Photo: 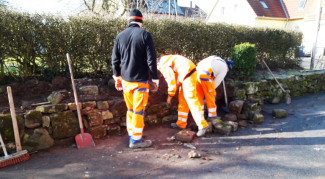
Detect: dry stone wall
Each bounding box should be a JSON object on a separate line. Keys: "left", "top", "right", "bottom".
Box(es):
{"left": 0, "top": 71, "right": 325, "bottom": 153}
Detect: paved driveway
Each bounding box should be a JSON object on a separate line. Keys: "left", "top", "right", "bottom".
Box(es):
{"left": 1, "top": 93, "right": 325, "bottom": 178}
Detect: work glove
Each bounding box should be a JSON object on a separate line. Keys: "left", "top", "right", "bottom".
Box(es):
{"left": 113, "top": 75, "right": 123, "bottom": 91}
{"left": 167, "top": 95, "right": 173, "bottom": 105}
{"left": 150, "top": 79, "right": 159, "bottom": 93}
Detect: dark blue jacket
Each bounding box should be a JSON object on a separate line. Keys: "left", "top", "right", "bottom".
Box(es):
{"left": 112, "top": 23, "right": 158, "bottom": 82}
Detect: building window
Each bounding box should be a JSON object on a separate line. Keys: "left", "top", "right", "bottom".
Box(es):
{"left": 260, "top": 1, "right": 268, "bottom": 9}
{"left": 298, "top": 0, "right": 306, "bottom": 9}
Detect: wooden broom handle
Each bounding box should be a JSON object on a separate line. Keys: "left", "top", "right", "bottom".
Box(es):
{"left": 7, "top": 86, "right": 22, "bottom": 152}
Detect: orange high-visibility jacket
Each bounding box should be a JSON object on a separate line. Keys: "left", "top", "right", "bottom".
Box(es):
{"left": 158, "top": 55, "right": 196, "bottom": 96}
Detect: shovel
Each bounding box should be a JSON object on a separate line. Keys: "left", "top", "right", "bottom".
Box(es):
{"left": 262, "top": 59, "right": 291, "bottom": 105}
{"left": 221, "top": 80, "right": 230, "bottom": 113}
{"left": 66, "top": 53, "right": 95, "bottom": 148}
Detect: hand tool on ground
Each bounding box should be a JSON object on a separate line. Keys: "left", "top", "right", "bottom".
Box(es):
{"left": 66, "top": 53, "right": 95, "bottom": 148}
{"left": 0, "top": 87, "right": 30, "bottom": 168}
{"left": 262, "top": 59, "right": 291, "bottom": 105}
{"left": 221, "top": 80, "right": 230, "bottom": 113}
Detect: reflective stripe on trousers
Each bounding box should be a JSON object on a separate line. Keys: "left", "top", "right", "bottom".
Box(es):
{"left": 176, "top": 71, "right": 208, "bottom": 130}
{"left": 122, "top": 80, "right": 149, "bottom": 144}
{"left": 198, "top": 73, "right": 217, "bottom": 118}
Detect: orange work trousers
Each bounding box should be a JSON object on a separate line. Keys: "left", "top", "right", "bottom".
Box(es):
{"left": 197, "top": 73, "right": 217, "bottom": 118}
{"left": 176, "top": 71, "right": 208, "bottom": 130}
{"left": 122, "top": 80, "right": 149, "bottom": 144}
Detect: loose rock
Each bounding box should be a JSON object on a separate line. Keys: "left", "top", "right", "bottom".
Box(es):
{"left": 188, "top": 150, "right": 201, "bottom": 158}
{"left": 272, "top": 109, "right": 288, "bottom": 118}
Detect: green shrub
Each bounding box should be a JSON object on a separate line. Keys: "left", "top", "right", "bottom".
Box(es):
{"left": 231, "top": 42, "right": 257, "bottom": 78}
{"left": 0, "top": 7, "right": 302, "bottom": 82}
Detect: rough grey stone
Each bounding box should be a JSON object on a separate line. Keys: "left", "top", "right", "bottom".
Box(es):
{"left": 97, "top": 101, "right": 109, "bottom": 110}
{"left": 272, "top": 109, "right": 288, "bottom": 118}
{"left": 79, "top": 85, "right": 99, "bottom": 95}
{"left": 42, "top": 116, "right": 51, "bottom": 128}
{"left": 47, "top": 90, "right": 68, "bottom": 104}
{"left": 25, "top": 110, "right": 42, "bottom": 128}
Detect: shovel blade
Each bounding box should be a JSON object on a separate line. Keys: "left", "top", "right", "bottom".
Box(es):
{"left": 75, "top": 133, "right": 95, "bottom": 148}
{"left": 221, "top": 105, "right": 230, "bottom": 113}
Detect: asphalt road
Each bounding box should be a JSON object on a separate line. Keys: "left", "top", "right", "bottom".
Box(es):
{"left": 1, "top": 92, "right": 325, "bottom": 179}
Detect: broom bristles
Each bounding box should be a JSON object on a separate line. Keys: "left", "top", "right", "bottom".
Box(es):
{"left": 0, "top": 150, "right": 30, "bottom": 168}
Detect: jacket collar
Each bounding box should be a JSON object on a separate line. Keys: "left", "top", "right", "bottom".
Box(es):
{"left": 128, "top": 23, "right": 140, "bottom": 28}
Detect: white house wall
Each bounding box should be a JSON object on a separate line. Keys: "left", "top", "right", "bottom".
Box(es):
{"left": 207, "top": 0, "right": 257, "bottom": 26}
{"left": 255, "top": 19, "right": 286, "bottom": 29}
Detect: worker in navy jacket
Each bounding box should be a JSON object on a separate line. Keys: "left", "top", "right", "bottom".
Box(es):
{"left": 112, "top": 9, "right": 159, "bottom": 149}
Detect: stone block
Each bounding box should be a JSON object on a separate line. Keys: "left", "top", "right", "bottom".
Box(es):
{"left": 234, "top": 89, "right": 246, "bottom": 100}
{"left": 67, "top": 102, "right": 82, "bottom": 111}
{"left": 110, "top": 100, "right": 127, "bottom": 117}
{"left": 102, "top": 110, "right": 113, "bottom": 120}
{"left": 107, "top": 124, "right": 121, "bottom": 135}
{"left": 237, "top": 114, "right": 248, "bottom": 120}
{"left": 147, "top": 103, "right": 170, "bottom": 115}
{"left": 225, "top": 121, "right": 238, "bottom": 132}
{"left": 42, "top": 116, "right": 51, "bottom": 128}
{"left": 249, "top": 111, "right": 264, "bottom": 124}
{"left": 86, "top": 110, "right": 103, "bottom": 127}
{"left": 22, "top": 128, "right": 54, "bottom": 152}
{"left": 50, "top": 110, "right": 79, "bottom": 139}
{"left": 89, "top": 125, "right": 107, "bottom": 139}
{"left": 175, "top": 129, "right": 196, "bottom": 142}
{"left": 145, "top": 114, "right": 160, "bottom": 125}
{"left": 25, "top": 110, "right": 42, "bottom": 128}
{"left": 206, "top": 122, "right": 213, "bottom": 134}
{"left": 272, "top": 109, "right": 288, "bottom": 118}
{"left": 36, "top": 104, "right": 68, "bottom": 113}
{"left": 245, "top": 82, "right": 258, "bottom": 95}
{"left": 79, "top": 85, "right": 99, "bottom": 95}
{"left": 47, "top": 90, "right": 68, "bottom": 104}
{"left": 82, "top": 101, "right": 97, "bottom": 110}
{"left": 103, "top": 117, "right": 120, "bottom": 125}
{"left": 238, "top": 120, "right": 248, "bottom": 128}
{"left": 223, "top": 114, "right": 237, "bottom": 121}
{"left": 211, "top": 118, "right": 231, "bottom": 135}
{"left": 0, "top": 114, "right": 24, "bottom": 143}
{"left": 229, "top": 100, "right": 244, "bottom": 115}
{"left": 97, "top": 101, "right": 109, "bottom": 110}
{"left": 162, "top": 115, "right": 177, "bottom": 124}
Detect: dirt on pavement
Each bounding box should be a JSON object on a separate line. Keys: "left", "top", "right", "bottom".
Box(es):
{"left": 1, "top": 91, "right": 325, "bottom": 178}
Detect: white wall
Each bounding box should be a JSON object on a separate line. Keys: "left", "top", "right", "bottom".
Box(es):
{"left": 206, "top": 0, "right": 257, "bottom": 26}
{"left": 255, "top": 19, "right": 287, "bottom": 29}
{"left": 285, "top": 19, "right": 325, "bottom": 56}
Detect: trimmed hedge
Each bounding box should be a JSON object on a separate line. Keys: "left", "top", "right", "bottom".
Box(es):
{"left": 231, "top": 42, "right": 257, "bottom": 79}
{"left": 0, "top": 8, "right": 302, "bottom": 82}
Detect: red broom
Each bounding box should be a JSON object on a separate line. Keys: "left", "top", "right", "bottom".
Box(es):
{"left": 0, "top": 134, "right": 30, "bottom": 168}
{"left": 0, "top": 86, "right": 30, "bottom": 168}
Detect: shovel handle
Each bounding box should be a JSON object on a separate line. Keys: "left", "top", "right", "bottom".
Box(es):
{"left": 7, "top": 86, "right": 22, "bottom": 152}
{"left": 222, "top": 80, "right": 228, "bottom": 105}
{"left": 262, "top": 59, "right": 286, "bottom": 93}
{"left": 66, "top": 53, "right": 84, "bottom": 133}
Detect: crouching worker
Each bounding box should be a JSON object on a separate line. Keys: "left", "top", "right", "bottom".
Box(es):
{"left": 111, "top": 9, "right": 159, "bottom": 149}
{"left": 196, "top": 55, "right": 234, "bottom": 119}
{"left": 157, "top": 55, "right": 209, "bottom": 137}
